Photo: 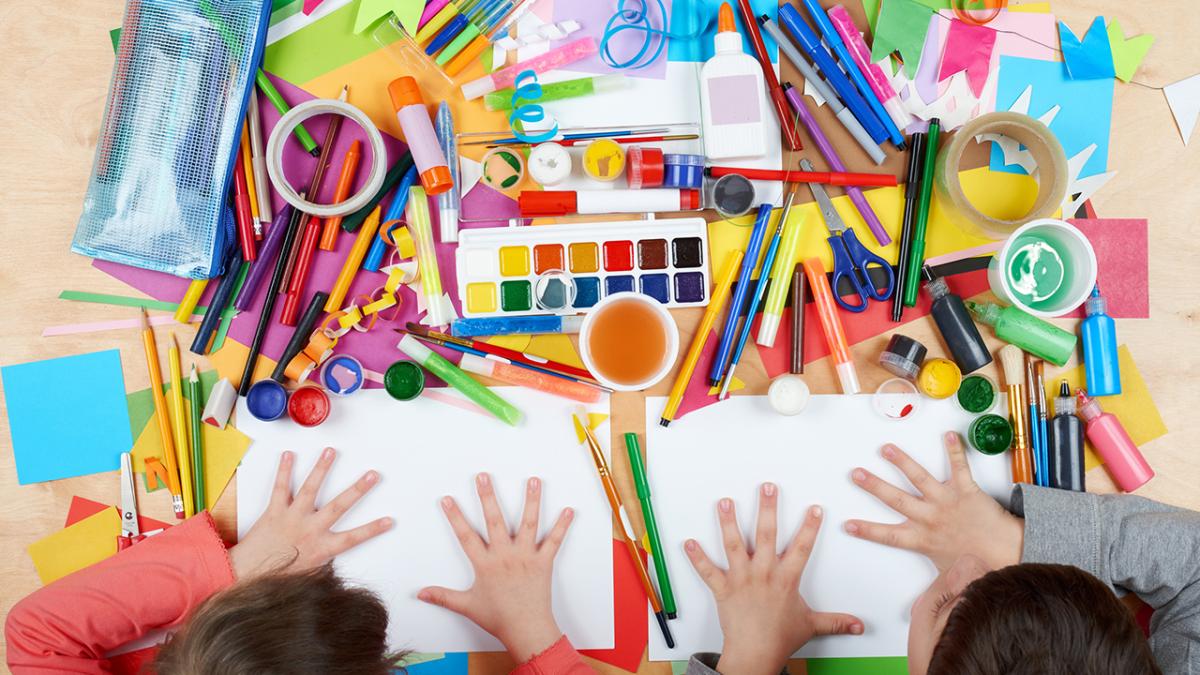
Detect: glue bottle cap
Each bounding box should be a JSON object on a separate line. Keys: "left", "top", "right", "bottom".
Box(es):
{"left": 713, "top": 3, "right": 743, "bottom": 54}
{"left": 1075, "top": 388, "right": 1103, "bottom": 422}
{"left": 1085, "top": 284, "right": 1107, "bottom": 316}
{"left": 718, "top": 3, "right": 736, "bottom": 32}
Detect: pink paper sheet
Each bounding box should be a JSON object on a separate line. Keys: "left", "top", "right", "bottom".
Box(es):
{"left": 1066, "top": 219, "right": 1150, "bottom": 319}
{"left": 938, "top": 19, "right": 997, "bottom": 97}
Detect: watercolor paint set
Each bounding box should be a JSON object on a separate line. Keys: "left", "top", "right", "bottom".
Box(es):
{"left": 455, "top": 217, "right": 711, "bottom": 317}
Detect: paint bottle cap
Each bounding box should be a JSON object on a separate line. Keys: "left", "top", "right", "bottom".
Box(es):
{"left": 384, "top": 360, "right": 426, "bottom": 401}
{"left": 246, "top": 380, "right": 289, "bottom": 422}
{"left": 872, "top": 378, "right": 921, "bottom": 421}
{"left": 916, "top": 358, "right": 962, "bottom": 399}
{"left": 627, "top": 146, "right": 665, "bottom": 189}
{"left": 288, "top": 386, "right": 331, "bottom": 427}
{"left": 528, "top": 142, "right": 572, "bottom": 186}
{"left": 1085, "top": 284, "right": 1106, "bottom": 316}
{"left": 320, "top": 355, "right": 365, "bottom": 396}
{"left": 583, "top": 139, "right": 626, "bottom": 182}
{"left": 768, "top": 374, "right": 810, "bottom": 415}
{"left": 968, "top": 414, "right": 1014, "bottom": 455}
{"left": 879, "top": 334, "right": 928, "bottom": 381}
{"left": 711, "top": 173, "right": 756, "bottom": 218}
{"left": 956, "top": 373, "right": 997, "bottom": 414}
{"left": 714, "top": 3, "right": 743, "bottom": 53}
{"left": 419, "top": 165, "right": 454, "bottom": 196}
{"left": 481, "top": 147, "right": 526, "bottom": 190}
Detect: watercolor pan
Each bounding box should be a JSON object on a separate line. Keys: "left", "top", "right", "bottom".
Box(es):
{"left": 455, "top": 218, "right": 711, "bottom": 318}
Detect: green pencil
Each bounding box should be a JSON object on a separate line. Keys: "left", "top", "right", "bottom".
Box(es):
{"left": 625, "top": 432, "right": 677, "bottom": 619}
{"left": 188, "top": 364, "right": 206, "bottom": 511}
{"left": 256, "top": 69, "right": 320, "bottom": 156}
{"left": 902, "top": 117, "right": 941, "bottom": 307}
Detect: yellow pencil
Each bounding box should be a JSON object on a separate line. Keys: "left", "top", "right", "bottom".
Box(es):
{"left": 241, "top": 123, "right": 261, "bottom": 234}
{"left": 140, "top": 309, "right": 184, "bottom": 519}
{"left": 325, "top": 206, "right": 382, "bottom": 313}
{"left": 173, "top": 279, "right": 208, "bottom": 324}
{"left": 659, "top": 249, "right": 744, "bottom": 426}
{"left": 168, "top": 334, "right": 195, "bottom": 518}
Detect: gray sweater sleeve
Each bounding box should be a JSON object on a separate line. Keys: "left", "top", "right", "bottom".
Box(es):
{"left": 1011, "top": 484, "right": 1200, "bottom": 673}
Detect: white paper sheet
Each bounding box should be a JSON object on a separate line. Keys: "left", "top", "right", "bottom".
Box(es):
{"left": 236, "top": 388, "right": 614, "bottom": 653}
{"left": 643, "top": 394, "right": 1012, "bottom": 660}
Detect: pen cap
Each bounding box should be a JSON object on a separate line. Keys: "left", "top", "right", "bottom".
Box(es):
{"left": 1055, "top": 380, "right": 1075, "bottom": 416}
{"left": 457, "top": 353, "right": 497, "bottom": 378}
{"left": 922, "top": 266, "right": 949, "bottom": 300}
{"left": 757, "top": 312, "right": 783, "bottom": 348}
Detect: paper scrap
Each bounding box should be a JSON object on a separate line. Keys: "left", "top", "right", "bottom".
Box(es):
{"left": 405, "top": 653, "right": 469, "bottom": 675}
{"left": 1106, "top": 19, "right": 1154, "bottom": 83}
{"left": 65, "top": 496, "right": 172, "bottom": 532}
{"left": 870, "top": 0, "right": 934, "bottom": 77}
{"left": 1058, "top": 345, "right": 1167, "bottom": 471}
{"left": 1067, "top": 219, "right": 1149, "bottom": 318}
{"left": 27, "top": 508, "right": 121, "bottom": 585}
{"left": 1, "top": 350, "right": 132, "bottom": 485}
{"left": 1163, "top": 73, "right": 1200, "bottom": 146}
{"left": 938, "top": 19, "right": 997, "bottom": 97}
{"left": 353, "top": 0, "right": 422, "bottom": 35}
{"left": 302, "top": 0, "right": 326, "bottom": 15}
{"left": 1058, "top": 17, "right": 1115, "bottom": 80}
{"left": 579, "top": 540, "right": 650, "bottom": 672}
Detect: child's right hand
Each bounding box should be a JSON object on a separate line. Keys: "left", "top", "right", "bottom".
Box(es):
{"left": 419, "top": 473, "right": 574, "bottom": 664}
{"left": 844, "top": 431, "right": 1024, "bottom": 572}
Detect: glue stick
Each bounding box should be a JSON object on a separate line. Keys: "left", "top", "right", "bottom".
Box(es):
{"left": 389, "top": 77, "right": 453, "bottom": 196}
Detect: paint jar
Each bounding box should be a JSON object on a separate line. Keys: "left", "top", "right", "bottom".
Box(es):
{"left": 480, "top": 147, "right": 526, "bottom": 190}
{"left": 878, "top": 334, "right": 927, "bottom": 381}
{"left": 916, "top": 358, "right": 961, "bottom": 399}
{"left": 768, "top": 374, "right": 810, "bottom": 415}
{"left": 528, "top": 142, "right": 572, "bottom": 186}
{"left": 710, "top": 174, "right": 756, "bottom": 218}
{"left": 533, "top": 269, "right": 578, "bottom": 312}
{"left": 320, "top": 355, "right": 365, "bottom": 396}
{"left": 580, "top": 292, "right": 679, "bottom": 391}
{"left": 873, "top": 378, "right": 921, "bottom": 421}
{"left": 663, "top": 154, "right": 704, "bottom": 189}
{"left": 968, "top": 414, "right": 1014, "bottom": 455}
{"left": 246, "top": 379, "right": 289, "bottom": 422}
{"left": 956, "top": 374, "right": 997, "bottom": 414}
{"left": 384, "top": 360, "right": 425, "bottom": 401}
{"left": 288, "top": 386, "right": 331, "bottom": 427}
{"left": 988, "top": 218, "right": 1097, "bottom": 317}
{"left": 583, "top": 138, "right": 626, "bottom": 182}
{"left": 627, "top": 146, "right": 665, "bottom": 189}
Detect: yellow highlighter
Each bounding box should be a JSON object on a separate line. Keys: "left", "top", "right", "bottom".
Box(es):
{"left": 756, "top": 210, "right": 809, "bottom": 348}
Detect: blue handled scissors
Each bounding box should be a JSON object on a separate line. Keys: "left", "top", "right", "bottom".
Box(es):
{"left": 802, "top": 159, "right": 895, "bottom": 313}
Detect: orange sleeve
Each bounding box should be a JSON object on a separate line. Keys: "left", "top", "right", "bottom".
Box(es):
{"left": 6, "top": 512, "right": 235, "bottom": 674}
{"left": 511, "top": 636, "right": 596, "bottom": 675}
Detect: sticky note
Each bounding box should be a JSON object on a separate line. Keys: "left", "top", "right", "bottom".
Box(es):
{"left": 27, "top": 508, "right": 121, "bottom": 585}
{"left": 2, "top": 350, "right": 132, "bottom": 484}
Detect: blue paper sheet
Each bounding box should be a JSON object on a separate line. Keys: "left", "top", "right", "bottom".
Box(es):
{"left": 395, "top": 653, "right": 469, "bottom": 675}
{"left": 667, "top": 0, "right": 777, "bottom": 63}
{"left": 1, "top": 349, "right": 132, "bottom": 484}
{"left": 990, "top": 56, "right": 1114, "bottom": 180}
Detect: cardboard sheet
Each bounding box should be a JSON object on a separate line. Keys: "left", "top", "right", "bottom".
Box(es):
{"left": 236, "top": 388, "right": 614, "bottom": 653}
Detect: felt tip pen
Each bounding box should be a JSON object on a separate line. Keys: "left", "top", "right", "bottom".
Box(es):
{"left": 903, "top": 118, "right": 941, "bottom": 307}
{"left": 736, "top": 0, "right": 802, "bottom": 151}
{"left": 451, "top": 315, "right": 585, "bottom": 337}
{"left": 461, "top": 36, "right": 598, "bottom": 99}
{"left": 519, "top": 189, "right": 700, "bottom": 217}
{"left": 435, "top": 102, "right": 461, "bottom": 243}
{"left": 706, "top": 166, "right": 897, "bottom": 187}
{"left": 458, "top": 353, "right": 601, "bottom": 404}
{"left": 826, "top": 4, "right": 913, "bottom": 133}
{"left": 255, "top": 70, "right": 319, "bottom": 156}
{"left": 803, "top": 258, "right": 859, "bottom": 394}
{"left": 758, "top": 209, "right": 809, "bottom": 348}
{"left": 799, "top": 0, "right": 905, "bottom": 149}
{"left": 710, "top": 204, "right": 773, "bottom": 387}
{"left": 364, "top": 165, "right": 418, "bottom": 272}
{"left": 776, "top": 5, "right": 889, "bottom": 146}
{"left": 625, "top": 432, "right": 677, "bottom": 619}
{"left": 396, "top": 334, "right": 523, "bottom": 426}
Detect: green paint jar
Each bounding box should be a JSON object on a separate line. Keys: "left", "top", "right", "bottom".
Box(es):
{"left": 968, "top": 414, "right": 1014, "bottom": 455}
{"left": 384, "top": 360, "right": 425, "bottom": 401}
{"left": 956, "top": 374, "right": 997, "bottom": 414}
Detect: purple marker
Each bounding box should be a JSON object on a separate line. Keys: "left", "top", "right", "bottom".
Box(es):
{"left": 235, "top": 205, "right": 293, "bottom": 312}
{"left": 783, "top": 82, "right": 891, "bottom": 247}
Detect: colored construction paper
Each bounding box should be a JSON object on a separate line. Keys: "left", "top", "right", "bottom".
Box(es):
{"left": 1059, "top": 345, "right": 1167, "bottom": 471}
{"left": 126, "top": 370, "right": 220, "bottom": 441}
{"left": 549, "top": 0, "right": 671, "bottom": 79}
{"left": 1058, "top": 17, "right": 1115, "bottom": 80}
{"left": 354, "top": 0, "right": 423, "bottom": 35}
{"left": 27, "top": 509, "right": 121, "bottom": 585}
{"left": 1066, "top": 219, "right": 1149, "bottom": 319}
{"left": 526, "top": 334, "right": 585, "bottom": 369}
{"left": 910, "top": 15, "right": 945, "bottom": 109}
{"left": 303, "top": 0, "right": 327, "bottom": 15}
{"left": 990, "top": 56, "right": 1113, "bottom": 179}
{"left": 674, "top": 330, "right": 722, "bottom": 419}
{"left": 806, "top": 658, "right": 908, "bottom": 674}
{"left": 2, "top": 350, "right": 132, "bottom": 484}
{"left": 1106, "top": 19, "right": 1154, "bottom": 83}
{"left": 870, "top": 0, "right": 933, "bottom": 77}
{"left": 579, "top": 540, "right": 650, "bottom": 672}
{"left": 130, "top": 398, "right": 250, "bottom": 510}
{"left": 65, "top": 496, "right": 172, "bottom": 533}
{"left": 59, "top": 290, "right": 205, "bottom": 314}
{"left": 402, "top": 652, "right": 469, "bottom": 675}
{"left": 264, "top": 1, "right": 401, "bottom": 87}
{"left": 938, "top": 19, "right": 996, "bottom": 97}
{"left": 864, "top": 0, "right": 950, "bottom": 32}
{"left": 1163, "top": 73, "right": 1200, "bottom": 146}
{"left": 667, "top": 0, "right": 777, "bottom": 63}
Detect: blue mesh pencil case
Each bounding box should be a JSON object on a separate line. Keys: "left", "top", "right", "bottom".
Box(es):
{"left": 72, "top": 0, "right": 271, "bottom": 278}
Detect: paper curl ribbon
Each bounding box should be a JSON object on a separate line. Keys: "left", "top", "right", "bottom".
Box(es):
{"left": 265, "top": 98, "right": 388, "bottom": 218}
{"left": 284, "top": 331, "right": 339, "bottom": 382}
{"left": 508, "top": 70, "right": 559, "bottom": 144}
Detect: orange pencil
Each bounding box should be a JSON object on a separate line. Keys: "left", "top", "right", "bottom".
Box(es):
{"left": 139, "top": 309, "right": 184, "bottom": 519}
{"left": 320, "top": 140, "right": 362, "bottom": 251}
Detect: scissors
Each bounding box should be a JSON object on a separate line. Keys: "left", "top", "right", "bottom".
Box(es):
{"left": 801, "top": 159, "right": 895, "bottom": 313}
{"left": 118, "top": 452, "right": 144, "bottom": 551}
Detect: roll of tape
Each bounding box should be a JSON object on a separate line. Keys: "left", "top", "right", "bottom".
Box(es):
{"left": 266, "top": 98, "right": 388, "bottom": 218}
{"left": 934, "top": 112, "right": 1067, "bottom": 239}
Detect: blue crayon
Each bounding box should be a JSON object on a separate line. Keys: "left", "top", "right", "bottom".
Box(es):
{"left": 451, "top": 315, "right": 585, "bottom": 337}
{"left": 708, "top": 204, "right": 773, "bottom": 387}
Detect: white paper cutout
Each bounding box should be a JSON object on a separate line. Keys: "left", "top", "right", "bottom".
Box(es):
{"left": 803, "top": 78, "right": 828, "bottom": 107}
{"left": 1164, "top": 73, "right": 1200, "bottom": 146}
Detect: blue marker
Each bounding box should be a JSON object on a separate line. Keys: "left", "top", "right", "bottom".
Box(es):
{"left": 798, "top": 0, "right": 905, "bottom": 150}
{"left": 451, "top": 315, "right": 585, "bottom": 337}
{"left": 777, "top": 4, "right": 889, "bottom": 146}
{"left": 425, "top": 14, "right": 469, "bottom": 55}
{"left": 708, "top": 203, "right": 773, "bottom": 387}
{"left": 363, "top": 165, "right": 419, "bottom": 272}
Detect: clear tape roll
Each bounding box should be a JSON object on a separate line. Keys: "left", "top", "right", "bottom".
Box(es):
{"left": 935, "top": 112, "right": 1068, "bottom": 239}
{"left": 265, "top": 98, "right": 388, "bottom": 218}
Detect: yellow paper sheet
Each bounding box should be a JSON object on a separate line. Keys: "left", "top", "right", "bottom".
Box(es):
{"left": 208, "top": 338, "right": 277, "bottom": 386}
{"left": 132, "top": 398, "right": 252, "bottom": 511}
{"left": 27, "top": 509, "right": 121, "bottom": 585}
{"left": 708, "top": 167, "right": 1043, "bottom": 275}
{"left": 1058, "top": 345, "right": 1167, "bottom": 470}
{"left": 1009, "top": 2, "right": 1052, "bottom": 13}
{"left": 572, "top": 413, "right": 611, "bottom": 444}
{"left": 484, "top": 335, "right": 533, "bottom": 352}
{"left": 527, "top": 334, "right": 586, "bottom": 369}
{"left": 708, "top": 377, "right": 746, "bottom": 396}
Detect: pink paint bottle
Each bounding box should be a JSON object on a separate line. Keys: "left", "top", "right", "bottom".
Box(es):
{"left": 1076, "top": 389, "right": 1154, "bottom": 492}
{"left": 389, "top": 77, "right": 453, "bottom": 196}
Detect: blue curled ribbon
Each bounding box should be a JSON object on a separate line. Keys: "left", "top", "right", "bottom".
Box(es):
{"left": 599, "top": 0, "right": 707, "bottom": 70}
{"left": 508, "top": 70, "right": 559, "bottom": 144}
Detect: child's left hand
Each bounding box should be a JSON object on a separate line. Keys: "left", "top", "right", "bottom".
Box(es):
{"left": 229, "top": 448, "right": 393, "bottom": 580}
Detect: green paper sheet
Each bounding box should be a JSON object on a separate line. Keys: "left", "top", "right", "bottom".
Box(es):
{"left": 809, "top": 657, "right": 908, "bottom": 674}
{"left": 870, "top": 0, "right": 934, "bottom": 77}
{"left": 126, "top": 370, "right": 220, "bottom": 440}
{"left": 263, "top": 1, "right": 401, "bottom": 87}
{"left": 864, "top": 0, "right": 950, "bottom": 33}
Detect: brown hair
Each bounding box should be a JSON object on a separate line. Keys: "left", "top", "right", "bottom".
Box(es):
{"left": 929, "top": 563, "right": 1160, "bottom": 675}
{"left": 154, "top": 564, "right": 399, "bottom": 675}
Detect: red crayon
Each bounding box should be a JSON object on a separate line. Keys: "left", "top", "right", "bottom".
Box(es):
{"left": 280, "top": 215, "right": 322, "bottom": 326}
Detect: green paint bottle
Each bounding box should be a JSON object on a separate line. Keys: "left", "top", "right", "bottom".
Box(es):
{"left": 966, "top": 301, "right": 1077, "bottom": 367}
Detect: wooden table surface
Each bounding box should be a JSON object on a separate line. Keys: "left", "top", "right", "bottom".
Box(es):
{"left": 2, "top": 1, "right": 1198, "bottom": 671}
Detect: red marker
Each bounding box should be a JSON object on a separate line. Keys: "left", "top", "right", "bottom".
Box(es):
{"left": 233, "top": 151, "right": 257, "bottom": 261}
{"left": 279, "top": 215, "right": 322, "bottom": 326}
{"left": 736, "top": 0, "right": 802, "bottom": 151}
{"left": 706, "top": 166, "right": 898, "bottom": 187}
{"left": 519, "top": 189, "right": 701, "bottom": 217}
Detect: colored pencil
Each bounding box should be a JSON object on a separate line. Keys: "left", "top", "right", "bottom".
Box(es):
{"left": 403, "top": 323, "right": 598, "bottom": 382}
{"left": 188, "top": 364, "right": 206, "bottom": 511}
{"left": 139, "top": 309, "right": 184, "bottom": 519}
{"left": 241, "top": 123, "right": 262, "bottom": 237}
{"left": 168, "top": 333, "right": 195, "bottom": 518}
{"left": 282, "top": 85, "right": 347, "bottom": 288}
{"left": 320, "top": 140, "right": 362, "bottom": 250}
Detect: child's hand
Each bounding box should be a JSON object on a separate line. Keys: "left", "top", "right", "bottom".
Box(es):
{"left": 844, "top": 431, "right": 1024, "bottom": 572}
{"left": 684, "top": 483, "right": 863, "bottom": 675}
{"left": 230, "top": 448, "right": 392, "bottom": 580}
{"left": 419, "top": 473, "right": 574, "bottom": 663}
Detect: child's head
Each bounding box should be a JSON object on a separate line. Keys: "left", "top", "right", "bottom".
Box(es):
{"left": 154, "top": 564, "right": 397, "bottom": 675}
{"left": 907, "top": 557, "right": 1160, "bottom": 675}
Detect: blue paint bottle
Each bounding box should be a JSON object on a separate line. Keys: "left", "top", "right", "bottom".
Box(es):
{"left": 1081, "top": 285, "right": 1121, "bottom": 395}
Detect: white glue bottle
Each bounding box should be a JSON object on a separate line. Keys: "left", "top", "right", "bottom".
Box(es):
{"left": 699, "top": 3, "right": 768, "bottom": 160}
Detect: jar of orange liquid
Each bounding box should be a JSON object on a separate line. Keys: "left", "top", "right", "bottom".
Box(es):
{"left": 579, "top": 293, "right": 679, "bottom": 391}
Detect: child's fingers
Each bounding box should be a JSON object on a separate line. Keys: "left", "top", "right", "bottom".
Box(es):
{"left": 684, "top": 539, "right": 726, "bottom": 594}
{"left": 810, "top": 612, "right": 865, "bottom": 637}
{"left": 417, "top": 586, "right": 472, "bottom": 616}
{"left": 850, "top": 468, "right": 931, "bottom": 521}
{"left": 442, "top": 496, "right": 486, "bottom": 560}
{"left": 538, "top": 507, "right": 574, "bottom": 560}
{"left": 474, "top": 473, "right": 509, "bottom": 545}
{"left": 269, "top": 451, "right": 295, "bottom": 510}
{"left": 717, "top": 498, "right": 748, "bottom": 568}
{"left": 318, "top": 470, "right": 380, "bottom": 527}
{"left": 516, "top": 477, "right": 542, "bottom": 546}
{"left": 943, "top": 432, "right": 976, "bottom": 488}
{"left": 754, "top": 483, "right": 779, "bottom": 564}
{"left": 843, "top": 520, "right": 922, "bottom": 552}
{"left": 329, "top": 516, "right": 393, "bottom": 557}
{"left": 782, "top": 505, "right": 823, "bottom": 578}
{"left": 294, "top": 447, "right": 336, "bottom": 510}
{"left": 881, "top": 444, "right": 941, "bottom": 498}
